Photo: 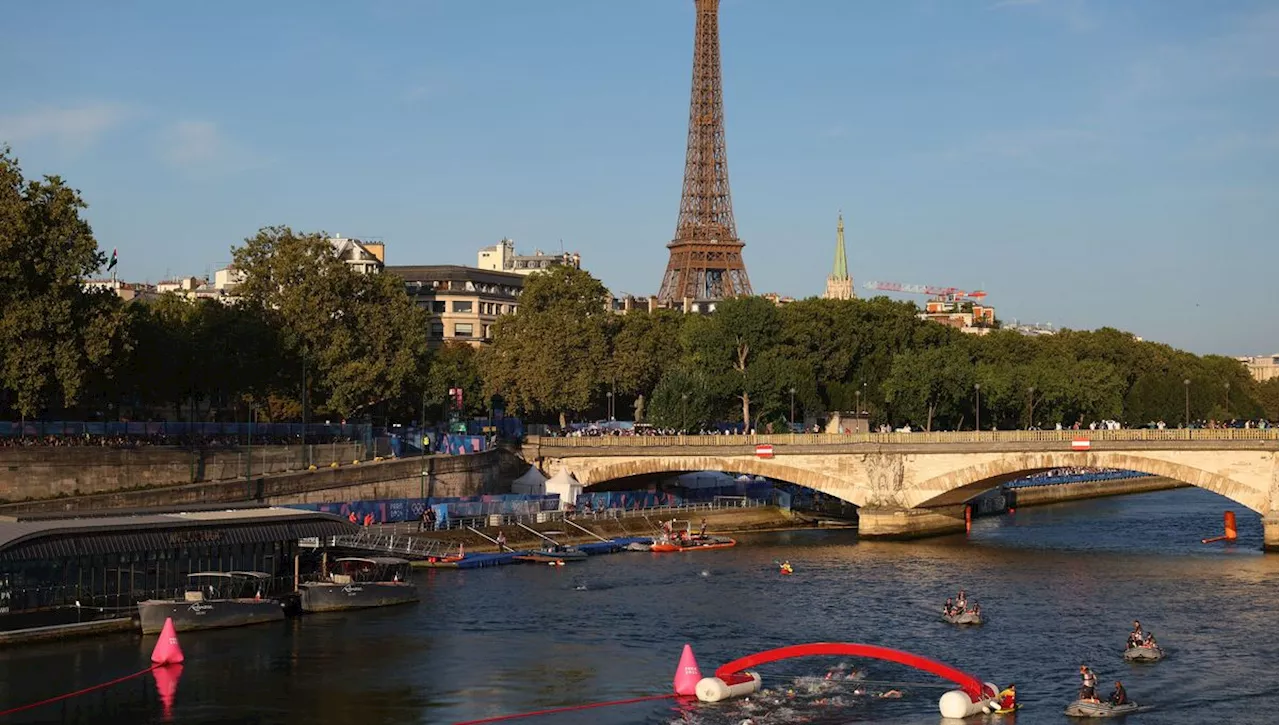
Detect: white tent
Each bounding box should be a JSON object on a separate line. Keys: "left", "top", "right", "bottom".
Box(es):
{"left": 510, "top": 465, "right": 548, "bottom": 495}
{"left": 544, "top": 469, "right": 583, "bottom": 510}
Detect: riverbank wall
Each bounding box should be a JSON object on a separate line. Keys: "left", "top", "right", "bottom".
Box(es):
{"left": 0, "top": 443, "right": 367, "bottom": 502}
{"left": 405, "top": 505, "right": 827, "bottom": 555}
{"left": 1006, "top": 475, "right": 1188, "bottom": 508}
{"left": 0, "top": 449, "right": 526, "bottom": 516}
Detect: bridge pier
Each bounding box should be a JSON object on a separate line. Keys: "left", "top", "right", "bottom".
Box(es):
{"left": 1264, "top": 513, "right": 1278, "bottom": 553}
{"left": 858, "top": 505, "right": 967, "bottom": 541}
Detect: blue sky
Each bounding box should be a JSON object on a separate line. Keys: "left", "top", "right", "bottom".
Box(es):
{"left": 1, "top": 0, "right": 1275, "bottom": 355}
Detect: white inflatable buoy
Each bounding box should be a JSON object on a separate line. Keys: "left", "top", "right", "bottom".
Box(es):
{"left": 695, "top": 672, "right": 763, "bottom": 702}
{"left": 938, "top": 682, "right": 999, "bottom": 718}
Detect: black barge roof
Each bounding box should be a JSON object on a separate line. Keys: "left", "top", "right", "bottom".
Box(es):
{"left": 0, "top": 507, "right": 356, "bottom": 561}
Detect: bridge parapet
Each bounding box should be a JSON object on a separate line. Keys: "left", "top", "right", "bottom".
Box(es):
{"left": 527, "top": 429, "right": 1277, "bottom": 449}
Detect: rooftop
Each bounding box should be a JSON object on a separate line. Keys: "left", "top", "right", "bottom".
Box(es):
{"left": 0, "top": 506, "right": 353, "bottom": 560}
{"left": 386, "top": 265, "right": 525, "bottom": 285}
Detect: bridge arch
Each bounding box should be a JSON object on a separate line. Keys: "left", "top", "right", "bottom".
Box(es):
{"left": 715, "top": 642, "right": 987, "bottom": 699}
{"left": 908, "top": 450, "right": 1276, "bottom": 513}
{"left": 560, "top": 456, "right": 866, "bottom": 506}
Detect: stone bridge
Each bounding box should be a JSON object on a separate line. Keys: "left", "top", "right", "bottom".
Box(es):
{"left": 520, "top": 430, "right": 1280, "bottom": 549}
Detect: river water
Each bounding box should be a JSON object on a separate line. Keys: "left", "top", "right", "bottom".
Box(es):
{"left": 0, "top": 487, "right": 1274, "bottom": 724}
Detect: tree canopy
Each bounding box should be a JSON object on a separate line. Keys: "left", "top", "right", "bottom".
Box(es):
{"left": 0, "top": 147, "right": 128, "bottom": 417}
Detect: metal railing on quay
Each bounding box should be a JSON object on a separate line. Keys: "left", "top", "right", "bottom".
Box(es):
{"left": 357, "top": 497, "right": 771, "bottom": 538}
{"left": 526, "top": 428, "right": 1278, "bottom": 447}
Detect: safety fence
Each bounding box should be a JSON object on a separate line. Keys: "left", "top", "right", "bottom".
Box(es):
{"left": 285, "top": 494, "right": 562, "bottom": 528}
{"left": 362, "top": 497, "right": 773, "bottom": 537}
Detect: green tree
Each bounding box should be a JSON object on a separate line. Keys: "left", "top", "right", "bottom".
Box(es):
{"left": 608, "top": 309, "right": 685, "bottom": 398}
{"left": 230, "top": 226, "right": 428, "bottom": 419}
{"left": 883, "top": 344, "right": 975, "bottom": 431}
{"left": 427, "top": 342, "right": 485, "bottom": 418}
{"left": 1251, "top": 378, "right": 1278, "bottom": 423}
{"left": 480, "top": 266, "right": 610, "bottom": 426}
{"left": 682, "top": 296, "right": 781, "bottom": 428}
{"left": 0, "top": 147, "right": 128, "bottom": 417}
{"left": 646, "top": 365, "right": 718, "bottom": 431}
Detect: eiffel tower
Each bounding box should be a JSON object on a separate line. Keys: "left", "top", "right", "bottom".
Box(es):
{"left": 656, "top": 0, "right": 752, "bottom": 303}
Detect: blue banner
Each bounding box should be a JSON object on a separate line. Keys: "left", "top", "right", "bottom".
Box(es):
{"left": 285, "top": 493, "right": 561, "bottom": 526}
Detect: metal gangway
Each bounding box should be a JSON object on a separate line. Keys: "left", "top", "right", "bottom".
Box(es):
{"left": 323, "top": 531, "right": 463, "bottom": 560}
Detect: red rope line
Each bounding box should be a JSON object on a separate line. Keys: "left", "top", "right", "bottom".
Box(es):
{"left": 0, "top": 663, "right": 162, "bottom": 718}
{"left": 451, "top": 693, "right": 678, "bottom": 724}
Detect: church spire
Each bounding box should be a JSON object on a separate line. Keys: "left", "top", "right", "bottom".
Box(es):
{"left": 831, "top": 212, "right": 848, "bottom": 280}
{"left": 823, "top": 211, "right": 854, "bottom": 300}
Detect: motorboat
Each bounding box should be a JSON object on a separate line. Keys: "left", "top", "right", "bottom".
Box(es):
{"left": 1064, "top": 699, "right": 1140, "bottom": 718}
{"left": 1123, "top": 644, "right": 1164, "bottom": 662}
{"left": 942, "top": 610, "right": 983, "bottom": 626}
{"left": 650, "top": 534, "right": 736, "bottom": 553}
{"left": 138, "top": 571, "right": 283, "bottom": 634}
{"left": 299, "top": 557, "right": 418, "bottom": 613}
{"left": 514, "top": 544, "right": 588, "bottom": 564}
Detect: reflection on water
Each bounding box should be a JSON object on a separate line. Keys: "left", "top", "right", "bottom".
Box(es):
{"left": 0, "top": 488, "right": 1274, "bottom": 724}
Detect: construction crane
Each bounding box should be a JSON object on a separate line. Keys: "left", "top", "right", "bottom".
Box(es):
{"left": 862, "top": 281, "right": 987, "bottom": 304}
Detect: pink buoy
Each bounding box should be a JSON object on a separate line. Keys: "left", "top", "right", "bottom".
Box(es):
{"left": 673, "top": 644, "right": 702, "bottom": 696}
{"left": 150, "top": 617, "right": 185, "bottom": 665}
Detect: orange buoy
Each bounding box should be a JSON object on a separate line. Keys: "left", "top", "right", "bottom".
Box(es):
{"left": 1203, "top": 510, "right": 1240, "bottom": 544}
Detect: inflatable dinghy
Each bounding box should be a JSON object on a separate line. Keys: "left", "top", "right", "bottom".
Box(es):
{"left": 942, "top": 611, "right": 983, "bottom": 626}
{"left": 1064, "top": 699, "right": 1139, "bottom": 718}
{"left": 1123, "top": 645, "right": 1164, "bottom": 662}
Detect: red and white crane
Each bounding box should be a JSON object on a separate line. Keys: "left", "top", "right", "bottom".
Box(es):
{"left": 862, "top": 281, "right": 987, "bottom": 304}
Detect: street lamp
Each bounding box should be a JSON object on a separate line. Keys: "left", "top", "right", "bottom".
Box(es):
{"left": 419, "top": 389, "right": 428, "bottom": 500}
{"left": 681, "top": 392, "right": 689, "bottom": 433}
{"left": 974, "top": 383, "right": 982, "bottom": 432}
{"left": 855, "top": 390, "right": 862, "bottom": 417}
{"left": 1183, "top": 379, "right": 1190, "bottom": 428}
{"left": 1026, "top": 386, "right": 1035, "bottom": 430}
{"left": 606, "top": 391, "right": 614, "bottom": 422}
{"left": 1224, "top": 381, "right": 1231, "bottom": 419}
{"left": 789, "top": 387, "right": 796, "bottom": 430}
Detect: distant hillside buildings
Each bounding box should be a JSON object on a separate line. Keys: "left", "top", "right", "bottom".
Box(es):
{"left": 1236, "top": 354, "right": 1279, "bottom": 382}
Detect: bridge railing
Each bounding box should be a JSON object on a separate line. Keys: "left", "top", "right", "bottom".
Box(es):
{"left": 527, "top": 428, "right": 1278, "bottom": 447}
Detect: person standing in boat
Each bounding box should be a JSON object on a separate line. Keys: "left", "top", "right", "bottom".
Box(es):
{"left": 496, "top": 530, "right": 507, "bottom": 551}
{"left": 1127, "top": 620, "right": 1144, "bottom": 647}
{"left": 1078, "top": 665, "right": 1098, "bottom": 701}
{"left": 699, "top": 518, "right": 708, "bottom": 538}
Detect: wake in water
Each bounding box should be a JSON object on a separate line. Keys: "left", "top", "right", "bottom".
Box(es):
{"left": 662, "top": 663, "right": 933, "bottom": 725}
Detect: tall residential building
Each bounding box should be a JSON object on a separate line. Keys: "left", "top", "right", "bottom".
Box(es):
{"left": 385, "top": 265, "right": 525, "bottom": 347}
{"left": 477, "top": 238, "right": 580, "bottom": 276}
{"left": 823, "top": 213, "right": 854, "bottom": 300}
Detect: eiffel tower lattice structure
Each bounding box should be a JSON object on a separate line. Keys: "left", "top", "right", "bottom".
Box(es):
{"left": 657, "top": 0, "right": 753, "bottom": 304}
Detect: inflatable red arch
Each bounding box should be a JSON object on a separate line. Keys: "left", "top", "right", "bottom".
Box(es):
{"left": 715, "top": 642, "right": 987, "bottom": 699}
